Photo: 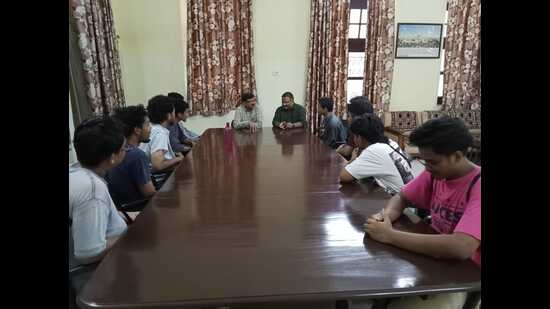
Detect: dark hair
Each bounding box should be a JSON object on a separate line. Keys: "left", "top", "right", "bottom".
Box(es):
{"left": 167, "top": 92, "right": 184, "bottom": 100}
{"left": 409, "top": 116, "right": 473, "bottom": 155}
{"left": 241, "top": 92, "right": 256, "bottom": 102}
{"left": 73, "top": 116, "right": 125, "bottom": 168}
{"left": 147, "top": 95, "right": 174, "bottom": 124}
{"left": 282, "top": 91, "right": 294, "bottom": 100}
{"left": 319, "top": 97, "right": 334, "bottom": 112}
{"left": 112, "top": 105, "right": 148, "bottom": 138}
{"left": 348, "top": 96, "right": 373, "bottom": 117}
{"left": 349, "top": 114, "right": 388, "bottom": 145}
{"left": 172, "top": 98, "right": 189, "bottom": 115}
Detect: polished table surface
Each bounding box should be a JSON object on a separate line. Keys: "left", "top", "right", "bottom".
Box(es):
{"left": 79, "top": 128, "right": 480, "bottom": 308}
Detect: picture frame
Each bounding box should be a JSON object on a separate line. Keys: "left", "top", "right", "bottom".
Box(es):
{"left": 395, "top": 23, "right": 443, "bottom": 59}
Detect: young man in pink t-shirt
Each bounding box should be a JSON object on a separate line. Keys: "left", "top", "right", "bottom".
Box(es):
{"left": 362, "top": 116, "right": 481, "bottom": 309}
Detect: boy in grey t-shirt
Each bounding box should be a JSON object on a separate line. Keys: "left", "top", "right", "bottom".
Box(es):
{"left": 69, "top": 117, "right": 128, "bottom": 293}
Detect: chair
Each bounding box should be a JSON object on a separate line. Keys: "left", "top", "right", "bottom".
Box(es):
{"left": 463, "top": 291, "right": 481, "bottom": 309}
{"left": 69, "top": 263, "right": 100, "bottom": 309}
{"left": 450, "top": 109, "right": 481, "bottom": 135}
{"left": 382, "top": 111, "right": 421, "bottom": 157}
{"left": 466, "top": 136, "right": 481, "bottom": 165}
{"left": 117, "top": 198, "right": 150, "bottom": 224}
{"left": 151, "top": 169, "right": 173, "bottom": 190}
{"left": 420, "top": 110, "right": 451, "bottom": 124}
{"left": 421, "top": 109, "right": 481, "bottom": 165}
{"left": 69, "top": 218, "right": 99, "bottom": 309}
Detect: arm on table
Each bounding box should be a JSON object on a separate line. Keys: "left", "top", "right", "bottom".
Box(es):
{"left": 366, "top": 194, "right": 479, "bottom": 260}
{"left": 151, "top": 150, "right": 182, "bottom": 172}
{"left": 386, "top": 230, "right": 480, "bottom": 260}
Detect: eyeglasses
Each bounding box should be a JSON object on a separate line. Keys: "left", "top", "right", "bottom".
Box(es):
{"left": 417, "top": 158, "right": 442, "bottom": 167}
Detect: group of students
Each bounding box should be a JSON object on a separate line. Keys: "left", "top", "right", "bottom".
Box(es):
{"left": 107, "top": 92, "right": 199, "bottom": 207}
{"left": 231, "top": 92, "right": 481, "bottom": 308}
{"left": 69, "top": 90, "right": 481, "bottom": 309}
{"left": 69, "top": 92, "right": 199, "bottom": 294}
{"left": 316, "top": 96, "right": 480, "bottom": 309}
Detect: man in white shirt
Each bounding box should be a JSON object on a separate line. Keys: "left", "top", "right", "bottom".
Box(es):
{"left": 232, "top": 92, "right": 262, "bottom": 132}
{"left": 140, "top": 95, "right": 184, "bottom": 172}
{"left": 69, "top": 117, "right": 128, "bottom": 293}
{"left": 339, "top": 114, "right": 414, "bottom": 195}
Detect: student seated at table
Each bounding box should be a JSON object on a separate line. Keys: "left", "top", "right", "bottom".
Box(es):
{"left": 140, "top": 95, "right": 184, "bottom": 172}
{"left": 362, "top": 116, "right": 481, "bottom": 309}
{"left": 167, "top": 92, "right": 200, "bottom": 142}
{"left": 168, "top": 98, "right": 196, "bottom": 155}
{"left": 318, "top": 96, "right": 347, "bottom": 149}
{"left": 339, "top": 114, "right": 413, "bottom": 196}
{"left": 336, "top": 96, "right": 373, "bottom": 159}
{"left": 106, "top": 105, "right": 156, "bottom": 207}
{"left": 272, "top": 91, "right": 307, "bottom": 130}
{"left": 69, "top": 116, "right": 128, "bottom": 293}
{"left": 232, "top": 92, "right": 262, "bottom": 132}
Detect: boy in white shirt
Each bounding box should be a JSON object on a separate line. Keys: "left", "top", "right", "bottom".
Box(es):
{"left": 140, "top": 95, "right": 184, "bottom": 172}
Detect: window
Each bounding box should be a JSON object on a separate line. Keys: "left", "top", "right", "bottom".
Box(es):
{"left": 437, "top": 5, "right": 449, "bottom": 105}
{"left": 347, "top": 0, "right": 368, "bottom": 103}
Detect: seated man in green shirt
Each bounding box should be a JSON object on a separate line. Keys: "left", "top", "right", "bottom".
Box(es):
{"left": 272, "top": 91, "right": 308, "bottom": 130}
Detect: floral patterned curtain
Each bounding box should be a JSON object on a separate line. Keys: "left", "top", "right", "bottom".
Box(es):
{"left": 305, "top": 0, "right": 350, "bottom": 134}
{"left": 441, "top": 0, "right": 481, "bottom": 111}
{"left": 363, "top": 0, "right": 395, "bottom": 116}
{"left": 70, "top": 0, "right": 125, "bottom": 115}
{"left": 187, "top": 0, "right": 256, "bottom": 116}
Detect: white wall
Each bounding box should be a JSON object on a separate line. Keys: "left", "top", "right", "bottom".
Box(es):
{"left": 112, "top": 0, "right": 310, "bottom": 134}
{"left": 111, "top": 0, "right": 446, "bottom": 128}
{"left": 112, "top": 0, "right": 187, "bottom": 106}
{"left": 252, "top": 0, "right": 310, "bottom": 126}
{"left": 390, "top": 0, "right": 447, "bottom": 111}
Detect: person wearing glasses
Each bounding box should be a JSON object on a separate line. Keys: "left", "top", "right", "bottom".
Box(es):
{"left": 361, "top": 116, "right": 481, "bottom": 309}
{"left": 69, "top": 117, "right": 128, "bottom": 294}
{"left": 339, "top": 114, "right": 413, "bottom": 196}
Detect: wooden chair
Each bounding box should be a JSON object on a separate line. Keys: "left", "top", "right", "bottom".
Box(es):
{"left": 382, "top": 111, "right": 421, "bottom": 157}
{"left": 117, "top": 198, "right": 150, "bottom": 224}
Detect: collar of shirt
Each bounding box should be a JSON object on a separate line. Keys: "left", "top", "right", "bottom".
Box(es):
{"left": 152, "top": 123, "right": 169, "bottom": 133}
{"left": 71, "top": 163, "right": 108, "bottom": 185}
{"left": 125, "top": 143, "right": 139, "bottom": 151}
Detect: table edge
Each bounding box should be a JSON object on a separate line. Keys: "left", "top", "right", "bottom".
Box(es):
{"left": 78, "top": 282, "right": 481, "bottom": 308}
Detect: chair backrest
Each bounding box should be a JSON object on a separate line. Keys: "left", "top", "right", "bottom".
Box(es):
{"left": 450, "top": 109, "right": 481, "bottom": 129}
{"left": 466, "top": 145, "right": 481, "bottom": 165}
{"left": 384, "top": 111, "right": 420, "bottom": 130}
{"left": 119, "top": 198, "right": 150, "bottom": 212}
{"left": 420, "top": 110, "right": 451, "bottom": 124}
{"left": 151, "top": 168, "right": 174, "bottom": 190}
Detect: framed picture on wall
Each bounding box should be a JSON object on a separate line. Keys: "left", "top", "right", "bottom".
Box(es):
{"left": 395, "top": 23, "right": 443, "bottom": 58}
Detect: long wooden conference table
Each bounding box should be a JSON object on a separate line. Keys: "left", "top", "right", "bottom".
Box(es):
{"left": 79, "top": 128, "right": 480, "bottom": 308}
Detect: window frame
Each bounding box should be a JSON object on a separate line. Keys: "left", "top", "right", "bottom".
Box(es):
{"left": 437, "top": 2, "right": 449, "bottom": 105}
{"left": 347, "top": 0, "right": 368, "bottom": 101}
